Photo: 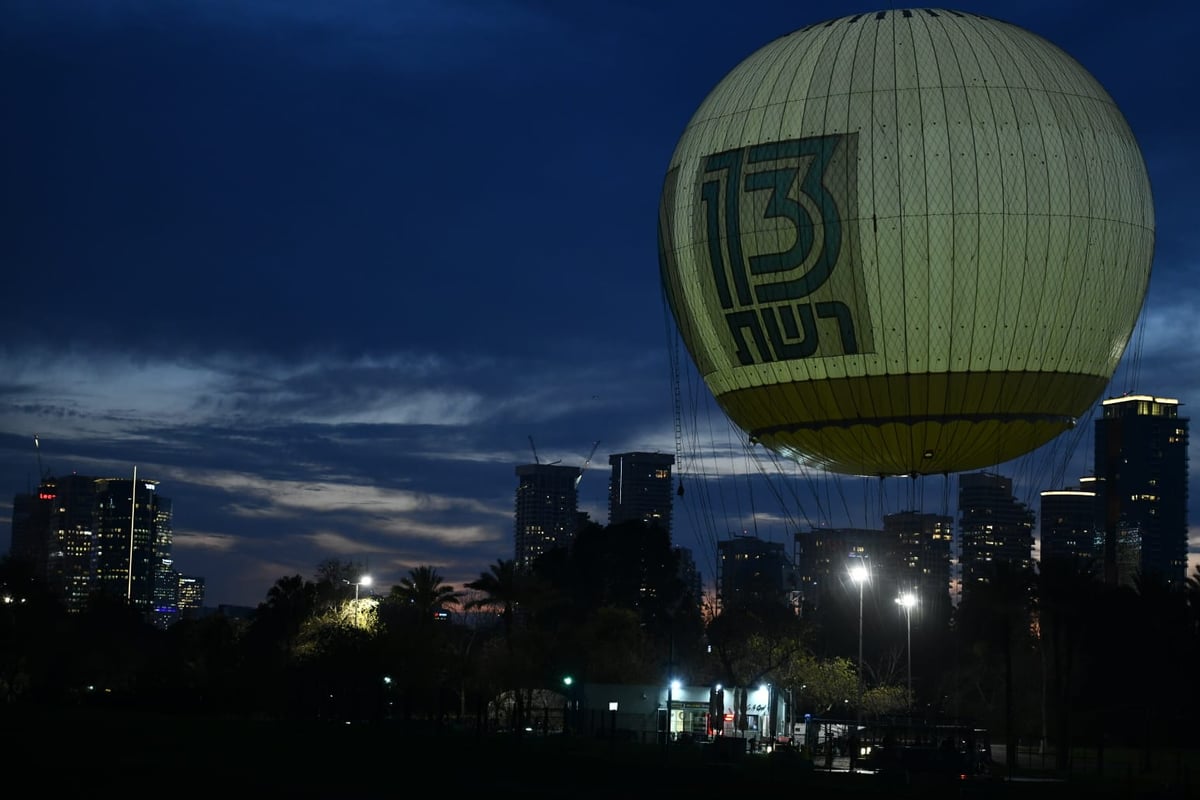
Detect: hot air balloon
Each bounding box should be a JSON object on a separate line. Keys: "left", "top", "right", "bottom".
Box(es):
{"left": 658, "top": 8, "right": 1154, "bottom": 478}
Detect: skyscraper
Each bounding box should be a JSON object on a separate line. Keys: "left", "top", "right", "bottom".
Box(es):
{"left": 1039, "top": 484, "right": 1100, "bottom": 574}
{"left": 1094, "top": 394, "right": 1190, "bottom": 590}
{"left": 882, "top": 510, "right": 954, "bottom": 619}
{"left": 45, "top": 473, "right": 101, "bottom": 614}
{"left": 793, "top": 527, "right": 882, "bottom": 613}
{"left": 9, "top": 488, "right": 51, "bottom": 580}
{"left": 716, "top": 534, "right": 795, "bottom": 612}
{"left": 92, "top": 476, "right": 170, "bottom": 614}
{"left": 177, "top": 574, "right": 206, "bottom": 620}
{"left": 957, "top": 472, "right": 1035, "bottom": 601}
{"left": 10, "top": 472, "right": 179, "bottom": 618}
{"left": 793, "top": 518, "right": 952, "bottom": 617}
{"left": 607, "top": 452, "right": 675, "bottom": 536}
{"left": 513, "top": 463, "right": 580, "bottom": 570}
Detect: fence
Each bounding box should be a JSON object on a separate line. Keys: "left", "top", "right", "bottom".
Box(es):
{"left": 997, "top": 739, "right": 1197, "bottom": 788}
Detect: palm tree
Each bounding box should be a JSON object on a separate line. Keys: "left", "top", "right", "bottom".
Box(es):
{"left": 465, "top": 559, "right": 523, "bottom": 649}
{"left": 258, "top": 574, "right": 319, "bottom": 639}
{"left": 389, "top": 565, "right": 461, "bottom": 622}
{"left": 464, "top": 559, "right": 531, "bottom": 733}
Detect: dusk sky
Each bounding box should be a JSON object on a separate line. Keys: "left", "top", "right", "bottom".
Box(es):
{"left": 2, "top": 0, "right": 1197, "bottom": 608}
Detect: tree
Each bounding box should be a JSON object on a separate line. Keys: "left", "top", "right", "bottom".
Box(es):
{"left": 378, "top": 567, "right": 461, "bottom": 721}
{"left": 951, "top": 562, "right": 1036, "bottom": 773}
{"left": 1034, "top": 557, "right": 1101, "bottom": 769}
{"left": 779, "top": 653, "right": 857, "bottom": 718}
{"left": 314, "top": 559, "right": 370, "bottom": 606}
{"left": 576, "top": 606, "right": 655, "bottom": 683}
{"left": 292, "top": 600, "right": 383, "bottom": 721}
{"left": 388, "top": 565, "right": 460, "bottom": 623}
{"left": 255, "top": 574, "right": 319, "bottom": 646}
{"left": 706, "top": 598, "right": 806, "bottom": 736}
{"left": 465, "top": 559, "right": 525, "bottom": 649}
{"left": 464, "top": 559, "right": 534, "bottom": 731}
{"left": 0, "top": 555, "right": 69, "bottom": 705}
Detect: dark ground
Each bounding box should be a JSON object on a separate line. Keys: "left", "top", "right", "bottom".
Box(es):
{"left": 3, "top": 708, "right": 1195, "bottom": 799}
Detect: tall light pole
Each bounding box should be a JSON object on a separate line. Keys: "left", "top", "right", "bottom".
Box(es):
{"left": 849, "top": 563, "right": 868, "bottom": 719}
{"left": 562, "top": 675, "right": 573, "bottom": 735}
{"left": 895, "top": 592, "right": 916, "bottom": 714}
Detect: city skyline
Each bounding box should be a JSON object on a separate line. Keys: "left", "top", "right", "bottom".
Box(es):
{"left": 2, "top": 0, "right": 1197, "bottom": 607}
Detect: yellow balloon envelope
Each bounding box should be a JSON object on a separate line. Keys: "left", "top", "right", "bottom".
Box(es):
{"left": 659, "top": 8, "right": 1154, "bottom": 477}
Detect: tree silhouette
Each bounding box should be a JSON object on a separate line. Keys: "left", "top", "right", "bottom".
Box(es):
{"left": 952, "top": 562, "right": 1035, "bottom": 773}
{"left": 1034, "top": 557, "right": 1101, "bottom": 769}
{"left": 389, "top": 565, "right": 460, "bottom": 623}
{"left": 465, "top": 559, "right": 525, "bottom": 650}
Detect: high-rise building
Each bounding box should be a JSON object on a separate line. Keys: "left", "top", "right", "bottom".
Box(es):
{"left": 177, "top": 575, "right": 206, "bottom": 620}
{"left": 151, "top": 495, "right": 177, "bottom": 629}
{"left": 1094, "top": 394, "right": 1190, "bottom": 590}
{"left": 10, "top": 472, "right": 180, "bottom": 619}
{"left": 882, "top": 511, "right": 954, "bottom": 619}
{"left": 9, "top": 489, "right": 51, "bottom": 580}
{"left": 607, "top": 452, "right": 675, "bottom": 536}
{"left": 45, "top": 473, "right": 101, "bottom": 613}
{"left": 1039, "top": 484, "right": 1100, "bottom": 574}
{"left": 514, "top": 463, "right": 580, "bottom": 570}
{"left": 92, "top": 476, "right": 170, "bottom": 615}
{"left": 716, "top": 534, "right": 795, "bottom": 612}
{"left": 957, "top": 472, "right": 1035, "bottom": 601}
{"left": 673, "top": 545, "right": 703, "bottom": 610}
{"left": 793, "top": 527, "right": 883, "bottom": 613}
{"left": 794, "top": 519, "right": 952, "bottom": 617}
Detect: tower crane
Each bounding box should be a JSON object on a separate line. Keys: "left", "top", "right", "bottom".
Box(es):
{"left": 575, "top": 440, "right": 600, "bottom": 489}
{"left": 33, "top": 434, "right": 48, "bottom": 480}
{"left": 528, "top": 435, "right": 540, "bottom": 465}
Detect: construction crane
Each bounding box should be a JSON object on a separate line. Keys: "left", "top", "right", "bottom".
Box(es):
{"left": 575, "top": 440, "right": 600, "bottom": 489}
{"left": 528, "top": 435, "right": 540, "bottom": 465}
{"left": 33, "top": 434, "right": 48, "bottom": 480}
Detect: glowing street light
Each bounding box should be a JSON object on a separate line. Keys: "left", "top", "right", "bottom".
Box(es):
{"left": 849, "top": 565, "right": 869, "bottom": 688}
{"left": 666, "top": 678, "right": 682, "bottom": 745}
{"left": 562, "top": 675, "right": 574, "bottom": 734}
{"left": 347, "top": 574, "right": 372, "bottom": 601}
{"left": 849, "top": 561, "right": 869, "bottom": 751}
{"left": 895, "top": 592, "right": 917, "bottom": 712}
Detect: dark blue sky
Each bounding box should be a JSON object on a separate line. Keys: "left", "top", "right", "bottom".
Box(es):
{"left": 2, "top": 0, "right": 1197, "bottom": 607}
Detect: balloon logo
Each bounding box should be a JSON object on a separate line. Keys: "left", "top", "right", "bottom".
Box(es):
{"left": 659, "top": 8, "right": 1154, "bottom": 477}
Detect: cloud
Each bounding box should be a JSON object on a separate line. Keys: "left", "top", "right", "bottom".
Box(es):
{"left": 173, "top": 530, "right": 239, "bottom": 553}
{"left": 0, "top": 347, "right": 630, "bottom": 436}
{"left": 1190, "top": 526, "right": 1200, "bottom": 580}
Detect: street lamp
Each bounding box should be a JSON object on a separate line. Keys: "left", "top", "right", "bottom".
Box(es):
{"left": 562, "top": 675, "right": 574, "bottom": 734}
{"left": 849, "top": 562, "right": 869, "bottom": 738}
{"left": 895, "top": 592, "right": 916, "bottom": 713}
{"left": 666, "top": 678, "right": 681, "bottom": 745}
{"left": 348, "top": 574, "right": 372, "bottom": 600}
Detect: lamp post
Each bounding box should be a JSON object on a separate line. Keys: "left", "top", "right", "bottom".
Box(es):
{"left": 562, "top": 675, "right": 573, "bottom": 734}
{"left": 849, "top": 561, "right": 868, "bottom": 770}
{"left": 895, "top": 592, "right": 916, "bottom": 713}
{"left": 849, "top": 563, "right": 868, "bottom": 707}
{"left": 348, "top": 574, "right": 372, "bottom": 600}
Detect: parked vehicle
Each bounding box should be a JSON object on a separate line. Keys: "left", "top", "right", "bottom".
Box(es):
{"left": 860, "top": 718, "right": 993, "bottom": 783}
